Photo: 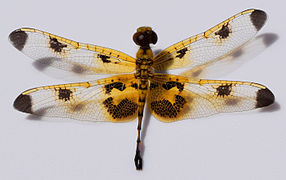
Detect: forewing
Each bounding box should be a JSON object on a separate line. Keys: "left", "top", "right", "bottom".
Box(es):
{"left": 153, "top": 9, "right": 267, "bottom": 72}
{"left": 147, "top": 74, "right": 274, "bottom": 122}
{"left": 180, "top": 33, "right": 277, "bottom": 79}
{"left": 9, "top": 28, "right": 136, "bottom": 76}
{"left": 14, "top": 74, "right": 139, "bottom": 122}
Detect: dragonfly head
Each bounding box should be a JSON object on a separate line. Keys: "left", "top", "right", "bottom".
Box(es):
{"left": 133, "top": 26, "right": 157, "bottom": 47}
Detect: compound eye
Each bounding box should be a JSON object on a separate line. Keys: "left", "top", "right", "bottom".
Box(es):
{"left": 133, "top": 32, "right": 148, "bottom": 46}
{"left": 150, "top": 31, "right": 158, "bottom": 44}
{"left": 133, "top": 29, "right": 158, "bottom": 47}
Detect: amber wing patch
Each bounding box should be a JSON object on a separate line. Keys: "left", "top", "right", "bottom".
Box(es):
{"left": 147, "top": 74, "right": 191, "bottom": 122}
{"left": 13, "top": 74, "right": 139, "bottom": 122}
{"left": 150, "top": 94, "right": 186, "bottom": 118}
{"left": 147, "top": 74, "right": 274, "bottom": 122}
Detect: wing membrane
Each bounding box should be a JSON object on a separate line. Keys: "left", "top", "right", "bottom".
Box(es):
{"left": 147, "top": 74, "right": 274, "bottom": 122}
{"left": 9, "top": 28, "right": 136, "bottom": 76}
{"left": 14, "top": 74, "right": 139, "bottom": 122}
{"left": 153, "top": 9, "right": 267, "bottom": 72}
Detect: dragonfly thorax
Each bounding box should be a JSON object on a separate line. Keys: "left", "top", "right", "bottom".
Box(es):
{"left": 135, "top": 58, "right": 154, "bottom": 79}
{"left": 134, "top": 27, "right": 156, "bottom": 80}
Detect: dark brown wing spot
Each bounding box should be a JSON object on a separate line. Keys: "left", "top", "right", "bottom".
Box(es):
{"left": 49, "top": 37, "right": 67, "bottom": 53}
{"left": 103, "top": 97, "right": 138, "bottom": 119}
{"left": 72, "top": 64, "right": 86, "bottom": 74}
{"left": 13, "top": 94, "right": 33, "bottom": 113}
{"left": 104, "top": 82, "right": 126, "bottom": 94}
{"left": 151, "top": 99, "right": 175, "bottom": 117}
{"left": 98, "top": 54, "right": 111, "bottom": 63}
{"left": 175, "top": 48, "right": 188, "bottom": 59}
{"left": 162, "top": 81, "right": 176, "bottom": 90}
{"left": 151, "top": 95, "right": 186, "bottom": 118}
{"left": 217, "top": 84, "right": 232, "bottom": 97}
{"left": 33, "top": 57, "right": 56, "bottom": 71}
{"left": 174, "top": 95, "right": 186, "bottom": 111}
{"left": 192, "top": 69, "right": 203, "bottom": 77}
{"left": 150, "top": 83, "right": 158, "bottom": 90}
{"left": 9, "top": 29, "right": 28, "bottom": 51}
{"left": 250, "top": 10, "right": 267, "bottom": 31}
{"left": 256, "top": 88, "right": 274, "bottom": 108}
{"left": 162, "top": 81, "right": 184, "bottom": 92}
{"left": 176, "top": 83, "right": 184, "bottom": 92}
{"left": 131, "top": 82, "right": 138, "bottom": 89}
{"left": 58, "top": 88, "right": 72, "bottom": 101}
{"left": 225, "top": 99, "right": 239, "bottom": 106}
{"left": 231, "top": 49, "right": 243, "bottom": 58}
{"left": 70, "top": 103, "right": 85, "bottom": 112}
{"left": 215, "top": 24, "right": 231, "bottom": 39}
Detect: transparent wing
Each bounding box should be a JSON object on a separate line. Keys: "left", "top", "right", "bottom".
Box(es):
{"left": 180, "top": 33, "right": 277, "bottom": 79}
{"left": 147, "top": 74, "right": 274, "bottom": 122}
{"left": 14, "top": 74, "right": 139, "bottom": 122}
{"left": 153, "top": 9, "right": 267, "bottom": 72}
{"left": 9, "top": 28, "right": 136, "bottom": 77}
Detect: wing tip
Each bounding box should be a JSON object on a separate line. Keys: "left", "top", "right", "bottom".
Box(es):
{"left": 13, "top": 94, "right": 33, "bottom": 114}
{"left": 9, "top": 29, "right": 28, "bottom": 51}
{"left": 250, "top": 9, "right": 267, "bottom": 31}
{"left": 256, "top": 88, "right": 275, "bottom": 108}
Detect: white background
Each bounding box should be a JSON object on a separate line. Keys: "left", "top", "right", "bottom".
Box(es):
{"left": 0, "top": 0, "right": 285, "bottom": 179}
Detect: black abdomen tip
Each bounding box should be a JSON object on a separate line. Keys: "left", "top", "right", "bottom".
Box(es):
{"left": 250, "top": 9, "right": 267, "bottom": 31}
{"left": 256, "top": 88, "right": 275, "bottom": 108}
{"left": 9, "top": 29, "right": 28, "bottom": 51}
{"left": 13, "top": 94, "right": 33, "bottom": 113}
{"left": 134, "top": 151, "right": 143, "bottom": 170}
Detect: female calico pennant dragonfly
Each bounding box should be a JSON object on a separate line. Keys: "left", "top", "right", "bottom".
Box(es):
{"left": 10, "top": 9, "right": 274, "bottom": 170}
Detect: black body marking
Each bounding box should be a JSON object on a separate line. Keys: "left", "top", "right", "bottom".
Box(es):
{"left": 215, "top": 24, "right": 231, "bottom": 39}
{"left": 162, "top": 81, "right": 184, "bottom": 92}
{"left": 13, "top": 94, "right": 33, "bottom": 113}
{"left": 138, "top": 80, "right": 148, "bottom": 90}
{"left": 175, "top": 48, "right": 188, "bottom": 59}
{"left": 140, "top": 47, "right": 148, "bottom": 55}
{"left": 104, "top": 82, "right": 126, "bottom": 94}
{"left": 256, "top": 88, "right": 274, "bottom": 108}
{"left": 151, "top": 95, "right": 186, "bottom": 118}
{"left": 250, "top": 10, "right": 267, "bottom": 31}
{"left": 103, "top": 97, "right": 138, "bottom": 119}
{"left": 9, "top": 29, "right": 28, "bottom": 51}
{"left": 49, "top": 37, "right": 67, "bottom": 53}
{"left": 139, "top": 86, "right": 148, "bottom": 90}
{"left": 98, "top": 54, "right": 111, "bottom": 63}
{"left": 58, "top": 88, "right": 72, "bottom": 101}
{"left": 217, "top": 84, "right": 232, "bottom": 97}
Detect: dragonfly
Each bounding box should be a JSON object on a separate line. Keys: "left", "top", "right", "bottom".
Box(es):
{"left": 10, "top": 9, "right": 274, "bottom": 170}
